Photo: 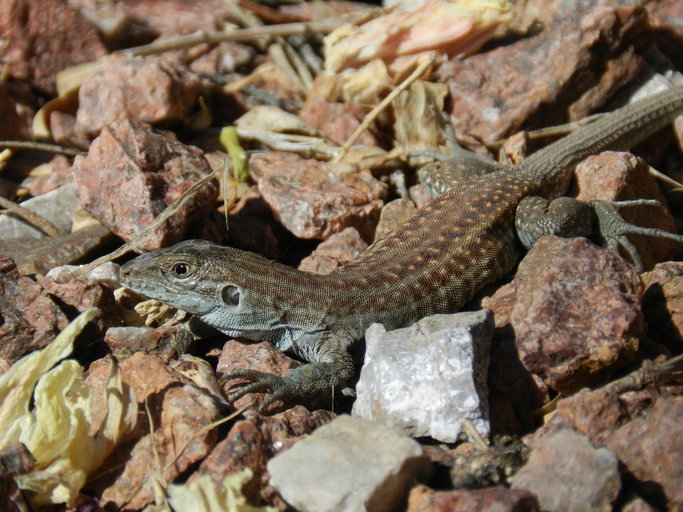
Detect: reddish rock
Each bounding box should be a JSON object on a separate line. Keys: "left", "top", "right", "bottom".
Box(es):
{"left": 409, "top": 184, "right": 433, "bottom": 210}
{"left": 574, "top": 151, "right": 677, "bottom": 270}
{"left": 104, "top": 326, "right": 193, "bottom": 363}
{"left": 249, "top": 152, "right": 386, "bottom": 240}
{"left": 192, "top": 406, "right": 335, "bottom": 507}
{"left": 603, "top": 396, "right": 683, "bottom": 506}
{"left": 642, "top": 261, "right": 683, "bottom": 347}
{"left": 77, "top": 57, "right": 200, "bottom": 135}
{"left": 216, "top": 339, "right": 301, "bottom": 412}
{"left": 407, "top": 485, "right": 539, "bottom": 512}
{"left": 555, "top": 389, "right": 683, "bottom": 508}
{"left": 374, "top": 198, "right": 418, "bottom": 241}
{"left": 0, "top": 0, "right": 107, "bottom": 95}
{"left": 26, "top": 155, "right": 74, "bottom": 197}
{"left": 298, "top": 227, "right": 368, "bottom": 274}
{"left": 100, "top": 353, "right": 221, "bottom": 510}
{"left": 71, "top": 119, "right": 218, "bottom": 250}
{"left": 512, "top": 424, "right": 621, "bottom": 512}
{"left": 300, "top": 97, "right": 377, "bottom": 147}
{"left": 436, "top": 3, "right": 648, "bottom": 149}
{"left": 511, "top": 236, "right": 643, "bottom": 393}
{"left": 0, "top": 260, "right": 118, "bottom": 364}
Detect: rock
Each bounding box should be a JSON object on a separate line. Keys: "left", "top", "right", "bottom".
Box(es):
{"left": 0, "top": 224, "right": 113, "bottom": 275}
{"left": 25, "top": 155, "right": 74, "bottom": 197}
{"left": 602, "top": 396, "right": 683, "bottom": 507}
{"left": 511, "top": 424, "right": 621, "bottom": 512}
{"left": 548, "top": 388, "right": 683, "bottom": 508}
{"left": 0, "top": 259, "right": 118, "bottom": 364}
{"left": 407, "top": 485, "right": 539, "bottom": 512}
{"left": 249, "top": 151, "right": 386, "bottom": 240}
{"left": 104, "top": 326, "right": 193, "bottom": 363}
{"left": 267, "top": 415, "right": 432, "bottom": 512}
{"left": 574, "top": 151, "right": 678, "bottom": 270}
{"left": 0, "top": 184, "right": 77, "bottom": 239}
{"left": 436, "top": 2, "right": 648, "bottom": 149}
{"left": 0, "top": 0, "right": 107, "bottom": 95}
{"left": 71, "top": 119, "right": 218, "bottom": 250}
{"left": 353, "top": 310, "right": 493, "bottom": 443}
{"left": 298, "top": 227, "right": 368, "bottom": 274}
{"left": 300, "top": 97, "right": 377, "bottom": 147}
{"left": 444, "top": 438, "right": 529, "bottom": 489}
{"left": 98, "top": 353, "right": 221, "bottom": 510}
{"left": 511, "top": 235, "right": 643, "bottom": 393}
{"left": 641, "top": 261, "right": 683, "bottom": 348}
{"left": 373, "top": 198, "right": 418, "bottom": 241}
{"left": 192, "top": 406, "right": 335, "bottom": 507}
{"left": 77, "top": 56, "right": 200, "bottom": 135}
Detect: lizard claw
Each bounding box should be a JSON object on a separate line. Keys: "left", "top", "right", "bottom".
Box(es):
{"left": 221, "top": 369, "right": 291, "bottom": 412}
{"left": 591, "top": 200, "right": 683, "bottom": 272}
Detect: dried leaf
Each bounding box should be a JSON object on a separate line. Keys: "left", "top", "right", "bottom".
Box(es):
{"left": 235, "top": 105, "right": 319, "bottom": 136}
{"left": 0, "top": 309, "right": 137, "bottom": 506}
{"left": 165, "top": 470, "right": 276, "bottom": 512}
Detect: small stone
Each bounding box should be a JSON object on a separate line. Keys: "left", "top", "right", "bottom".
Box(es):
{"left": 511, "top": 424, "right": 621, "bottom": 512}
{"left": 267, "top": 415, "right": 432, "bottom": 512}
{"left": 0, "top": 224, "right": 113, "bottom": 275}
{"left": 511, "top": 236, "right": 643, "bottom": 393}
{"left": 71, "top": 119, "right": 218, "bottom": 250}
{"left": 192, "top": 406, "right": 335, "bottom": 507}
{"left": 298, "top": 227, "right": 368, "bottom": 274}
{"left": 300, "top": 97, "right": 377, "bottom": 147}
{"left": 436, "top": 2, "right": 647, "bottom": 148}
{"left": 0, "top": 184, "right": 77, "bottom": 239}
{"left": 26, "top": 155, "right": 74, "bottom": 197}
{"left": 104, "top": 326, "right": 193, "bottom": 363}
{"left": 642, "top": 261, "right": 683, "bottom": 347}
{"left": 249, "top": 152, "right": 386, "bottom": 240}
{"left": 407, "top": 484, "right": 539, "bottom": 512}
{"left": 99, "top": 353, "right": 221, "bottom": 510}
{"left": 374, "top": 198, "right": 418, "bottom": 241}
{"left": 353, "top": 310, "right": 493, "bottom": 442}
{"left": 0, "top": 0, "right": 107, "bottom": 95}
{"left": 77, "top": 56, "right": 200, "bottom": 135}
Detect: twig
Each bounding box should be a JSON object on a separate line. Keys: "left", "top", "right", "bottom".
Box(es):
{"left": 332, "top": 56, "right": 435, "bottom": 163}
{"left": 0, "top": 140, "right": 81, "bottom": 157}
{"left": 77, "top": 171, "right": 217, "bottom": 274}
{"left": 0, "top": 195, "right": 66, "bottom": 237}
{"left": 602, "top": 354, "right": 683, "bottom": 395}
{"left": 118, "top": 19, "right": 350, "bottom": 57}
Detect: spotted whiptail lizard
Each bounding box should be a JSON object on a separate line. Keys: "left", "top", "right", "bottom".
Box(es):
{"left": 120, "top": 84, "right": 683, "bottom": 410}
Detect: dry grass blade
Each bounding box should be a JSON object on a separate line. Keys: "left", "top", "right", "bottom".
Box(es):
{"left": 0, "top": 140, "right": 81, "bottom": 157}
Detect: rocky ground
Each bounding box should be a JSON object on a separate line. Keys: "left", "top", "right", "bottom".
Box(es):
{"left": 0, "top": 0, "right": 682, "bottom": 510}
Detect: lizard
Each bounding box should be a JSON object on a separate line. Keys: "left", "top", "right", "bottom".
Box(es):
{"left": 120, "top": 83, "right": 683, "bottom": 411}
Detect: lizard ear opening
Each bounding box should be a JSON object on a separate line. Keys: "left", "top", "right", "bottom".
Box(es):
{"left": 221, "top": 285, "right": 241, "bottom": 307}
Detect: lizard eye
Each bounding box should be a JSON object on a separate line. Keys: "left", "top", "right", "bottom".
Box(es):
{"left": 171, "top": 262, "right": 191, "bottom": 278}
{"left": 222, "top": 285, "right": 240, "bottom": 307}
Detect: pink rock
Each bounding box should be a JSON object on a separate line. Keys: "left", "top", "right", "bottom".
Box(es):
{"left": 72, "top": 119, "right": 218, "bottom": 250}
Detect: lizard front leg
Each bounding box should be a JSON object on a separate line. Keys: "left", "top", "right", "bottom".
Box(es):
{"left": 221, "top": 342, "right": 356, "bottom": 412}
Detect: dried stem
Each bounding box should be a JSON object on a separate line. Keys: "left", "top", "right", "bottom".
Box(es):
{"left": 0, "top": 140, "right": 81, "bottom": 157}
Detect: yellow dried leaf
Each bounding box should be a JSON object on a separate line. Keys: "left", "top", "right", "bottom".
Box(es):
{"left": 0, "top": 309, "right": 137, "bottom": 506}
{"left": 166, "top": 470, "right": 276, "bottom": 512}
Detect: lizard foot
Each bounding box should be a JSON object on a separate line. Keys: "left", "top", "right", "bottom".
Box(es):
{"left": 222, "top": 361, "right": 353, "bottom": 413}
{"left": 592, "top": 199, "right": 683, "bottom": 272}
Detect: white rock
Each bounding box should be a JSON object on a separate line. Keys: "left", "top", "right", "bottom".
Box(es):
{"left": 267, "top": 415, "right": 431, "bottom": 512}
{"left": 0, "top": 183, "right": 77, "bottom": 239}
{"left": 352, "top": 309, "right": 493, "bottom": 443}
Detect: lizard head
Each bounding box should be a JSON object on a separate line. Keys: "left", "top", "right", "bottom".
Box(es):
{"left": 119, "top": 239, "right": 304, "bottom": 342}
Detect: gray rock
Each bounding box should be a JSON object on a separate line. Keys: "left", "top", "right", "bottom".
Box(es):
{"left": 512, "top": 424, "right": 620, "bottom": 512}
{"left": 352, "top": 310, "right": 493, "bottom": 443}
{"left": 0, "top": 183, "right": 77, "bottom": 239}
{"left": 267, "top": 415, "right": 431, "bottom": 512}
